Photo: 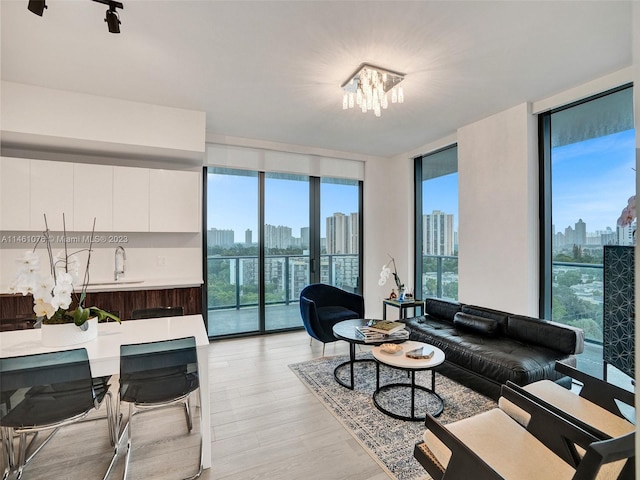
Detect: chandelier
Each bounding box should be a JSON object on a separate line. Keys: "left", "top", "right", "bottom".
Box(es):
{"left": 341, "top": 64, "right": 405, "bottom": 117}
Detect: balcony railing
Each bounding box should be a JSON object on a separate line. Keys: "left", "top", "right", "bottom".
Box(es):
{"left": 206, "top": 253, "right": 359, "bottom": 310}
{"left": 422, "top": 254, "right": 459, "bottom": 301}
{"left": 551, "top": 261, "right": 603, "bottom": 343}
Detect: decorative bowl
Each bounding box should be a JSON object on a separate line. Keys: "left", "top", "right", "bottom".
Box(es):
{"left": 380, "top": 343, "right": 403, "bottom": 354}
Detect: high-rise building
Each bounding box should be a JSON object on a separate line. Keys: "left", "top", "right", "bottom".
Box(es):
{"left": 207, "top": 228, "right": 235, "bottom": 247}
{"left": 326, "top": 212, "right": 359, "bottom": 254}
{"left": 564, "top": 226, "right": 575, "bottom": 246}
{"left": 245, "top": 229, "right": 252, "bottom": 245}
{"left": 264, "top": 224, "right": 292, "bottom": 249}
{"left": 300, "top": 227, "right": 309, "bottom": 250}
{"left": 423, "top": 210, "right": 454, "bottom": 255}
{"left": 574, "top": 219, "right": 586, "bottom": 245}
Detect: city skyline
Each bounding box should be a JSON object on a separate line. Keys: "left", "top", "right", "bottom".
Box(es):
{"left": 207, "top": 128, "right": 635, "bottom": 243}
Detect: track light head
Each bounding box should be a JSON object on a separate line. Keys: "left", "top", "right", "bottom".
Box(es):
{"left": 105, "top": 6, "right": 121, "bottom": 34}
{"left": 27, "top": 0, "right": 47, "bottom": 16}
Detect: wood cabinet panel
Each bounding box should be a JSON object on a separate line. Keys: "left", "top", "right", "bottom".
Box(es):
{"left": 0, "top": 286, "right": 203, "bottom": 327}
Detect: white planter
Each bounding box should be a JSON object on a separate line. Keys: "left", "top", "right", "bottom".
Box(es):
{"left": 41, "top": 316, "right": 98, "bottom": 347}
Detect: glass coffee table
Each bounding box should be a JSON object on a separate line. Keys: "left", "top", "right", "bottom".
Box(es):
{"left": 332, "top": 318, "right": 407, "bottom": 390}
{"left": 372, "top": 340, "right": 445, "bottom": 421}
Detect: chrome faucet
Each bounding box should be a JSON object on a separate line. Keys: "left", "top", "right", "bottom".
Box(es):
{"left": 114, "top": 246, "right": 126, "bottom": 281}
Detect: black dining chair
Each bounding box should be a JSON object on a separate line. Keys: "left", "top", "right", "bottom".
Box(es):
{"left": 116, "top": 336, "right": 201, "bottom": 480}
{"left": 130, "top": 306, "right": 184, "bottom": 320}
{"left": 0, "top": 348, "right": 114, "bottom": 480}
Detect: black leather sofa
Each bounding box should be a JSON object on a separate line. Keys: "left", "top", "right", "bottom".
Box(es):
{"left": 401, "top": 298, "right": 585, "bottom": 399}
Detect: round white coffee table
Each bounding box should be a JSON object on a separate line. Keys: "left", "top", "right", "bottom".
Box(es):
{"left": 372, "top": 340, "right": 445, "bottom": 421}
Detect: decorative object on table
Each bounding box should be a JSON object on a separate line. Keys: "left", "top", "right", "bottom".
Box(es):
{"left": 380, "top": 343, "right": 403, "bottom": 354}
{"left": 379, "top": 254, "right": 406, "bottom": 300}
{"left": 366, "top": 320, "right": 406, "bottom": 335}
{"left": 405, "top": 346, "right": 435, "bottom": 359}
{"left": 355, "top": 324, "right": 409, "bottom": 343}
{"left": 9, "top": 214, "right": 120, "bottom": 346}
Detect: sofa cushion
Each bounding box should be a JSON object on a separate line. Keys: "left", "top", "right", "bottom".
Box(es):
{"left": 403, "top": 315, "right": 576, "bottom": 387}
{"left": 424, "top": 298, "right": 462, "bottom": 323}
{"left": 507, "top": 315, "right": 579, "bottom": 355}
{"left": 453, "top": 312, "right": 499, "bottom": 336}
{"left": 461, "top": 305, "right": 509, "bottom": 334}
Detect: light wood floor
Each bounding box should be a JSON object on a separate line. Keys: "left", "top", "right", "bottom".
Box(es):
{"left": 2, "top": 331, "right": 392, "bottom": 480}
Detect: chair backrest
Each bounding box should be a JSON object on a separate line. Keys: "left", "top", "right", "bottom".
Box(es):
{"left": 130, "top": 306, "right": 184, "bottom": 320}
{"left": 0, "top": 348, "right": 96, "bottom": 427}
{"left": 119, "top": 336, "right": 199, "bottom": 405}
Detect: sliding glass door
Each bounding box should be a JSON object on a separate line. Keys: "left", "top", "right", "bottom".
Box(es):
{"left": 264, "top": 173, "right": 309, "bottom": 331}
{"left": 206, "top": 168, "right": 259, "bottom": 336}
{"left": 206, "top": 168, "right": 362, "bottom": 338}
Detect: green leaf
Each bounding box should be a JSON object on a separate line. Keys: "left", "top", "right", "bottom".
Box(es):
{"left": 73, "top": 306, "right": 90, "bottom": 326}
{"left": 89, "top": 307, "right": 121, "bottom": 324}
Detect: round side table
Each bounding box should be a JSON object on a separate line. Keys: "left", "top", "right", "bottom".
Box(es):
{"left": 372, "top": 340, "right": 445, "bottom": 421}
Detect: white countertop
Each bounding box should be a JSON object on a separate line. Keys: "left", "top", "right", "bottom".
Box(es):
{"left": 83, "top": 277, "right": 203, "bottom": 292}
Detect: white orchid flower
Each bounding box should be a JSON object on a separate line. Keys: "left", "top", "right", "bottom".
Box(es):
{"left": 33, "top": 298, "right": 57, "bottom": 319}
{"left": 16, "top": 251, "right": 40, "bottom": 274}
{"left": 33, "top": 276, "right": 55, "bottom": 303}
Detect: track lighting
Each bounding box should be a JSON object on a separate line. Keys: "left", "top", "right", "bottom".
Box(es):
{"left": 93, "top": 0, "right": 124, "bottom": 34}
{"left": 27, "top": 0, "right": 47, "bottom": 16}
{"left": 27, "top": 0, "right": 124, "bottom": 33}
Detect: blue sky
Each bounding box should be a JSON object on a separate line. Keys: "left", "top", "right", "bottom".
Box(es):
{"left": 552, "top": 129, "right": 635, "bottom": 233}
{"left": 207, "top": 174, "right": 358, "bottom": 242}
{"left": 208, "top": 128, "right": 635, "bottom": 242}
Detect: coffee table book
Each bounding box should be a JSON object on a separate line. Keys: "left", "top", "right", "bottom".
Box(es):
{"left": 365, "top": 320, "right": 405, "bottom": 334}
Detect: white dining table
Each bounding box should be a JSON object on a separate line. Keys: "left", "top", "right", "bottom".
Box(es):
{"left": 0, "top": 314, "right": 212, "bottom": 470}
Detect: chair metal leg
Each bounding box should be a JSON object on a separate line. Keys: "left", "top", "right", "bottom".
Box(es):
{"left": 322, "top": 343, "right": 326, "bottom": 356}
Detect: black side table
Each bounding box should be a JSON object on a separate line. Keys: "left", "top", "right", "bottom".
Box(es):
{"left": 382, "top": 299, "right": 425, "bottom": 320}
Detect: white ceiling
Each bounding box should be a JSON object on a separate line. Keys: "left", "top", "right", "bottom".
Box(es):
{"left": 0, "top": 0, "right": 633, "bottom": 158}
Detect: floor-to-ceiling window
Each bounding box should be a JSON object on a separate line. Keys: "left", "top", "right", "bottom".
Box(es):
{"left": 206, "top": 167, "right": 362, "bottom": 338}
{"left": 205, "top": 168, "right": 260, "bottom": 336}
{"left": 540, "top": 85, "right": 635, "bottom": 344}
{"left": 414, "top": 145, "right": 459, "bottom": 301}
{"left": 264, "top": 173, "right": 310, "bottom": 331}
{"left": 320, "top": 178, "right": 361, "bottom": 292}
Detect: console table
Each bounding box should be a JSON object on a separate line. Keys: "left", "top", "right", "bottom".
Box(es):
{"left": 383, "top": 298, "right": 425, "bottom": 320}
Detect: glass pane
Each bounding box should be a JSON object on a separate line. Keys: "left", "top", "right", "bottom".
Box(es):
{"left": 421, "top": 146, "right": 459, "bottom": 301}
{"left": 321, "top": 178, "right": 360, "bottom": 292}
{"left": 550, "top": 87, "right": 635, "bottom": 343}
{"left": 264, "top": 173, "right": 309, "bottom": 331}
{"left": 206, "top": 168, "right": 259, "bottom": 336}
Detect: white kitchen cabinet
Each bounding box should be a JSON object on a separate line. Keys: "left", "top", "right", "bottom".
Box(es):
{"left": 113, "top": 166, "right": 149, "bottom": 232}
{"left": 149, "top": 169, "right": 200, "bottom": 232}
{"left": 74, "top": 163, "right": 114, "bottom": 231}
{"left": 0, "top": 157, "right": 31, "bottom": 230}
{"left": 30, "top": 160, "right": 74, "bottom": 231}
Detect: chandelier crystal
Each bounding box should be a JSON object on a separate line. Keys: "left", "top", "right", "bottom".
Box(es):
{"left": 341, "top": 63, "right": 405, "bottom": 117}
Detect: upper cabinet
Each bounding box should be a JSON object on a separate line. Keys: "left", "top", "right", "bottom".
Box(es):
{"left": 149, "top": 169, "right": 201, "bottom": 232}
{"left": 30, "top": 160, "right": 74, "bottom": 231}
{"left": 0, "top": 157, "right": 200, "bottom": 233}
{"left": 0, "top": 157, "right": 31, "bottom": 231}
{"left": 74, "top": 163, "right": 114, "bottom": 231}
{"left": 113, "top": 166, "right": 150, "bottom": 232}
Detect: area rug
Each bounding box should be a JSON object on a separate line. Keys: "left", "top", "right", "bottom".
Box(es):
{"left": 289, "top": 353, "right": 496, "bottom": 480}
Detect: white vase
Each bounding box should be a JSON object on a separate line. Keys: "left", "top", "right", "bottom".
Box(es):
{"left": 41, "top": 316, "right": 98, "bottom": 347}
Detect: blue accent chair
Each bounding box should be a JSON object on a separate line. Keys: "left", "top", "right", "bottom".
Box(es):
{"left": 299, "top": 283, "right": 364, "bottom": 354}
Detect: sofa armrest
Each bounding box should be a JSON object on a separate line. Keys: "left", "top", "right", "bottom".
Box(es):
{"left": 507, "top": 315, "right": 584, "bottom": 355}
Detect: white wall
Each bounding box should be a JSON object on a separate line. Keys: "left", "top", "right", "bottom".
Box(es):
{"left": 457, "top": 103, "right": 538, "bottom": 315}
{"left": 1, "top": 81, "right": 206, "bottom": 163}
{"left": 363, "top": 155, "right": 414, "bottom": 318}
{"left": 0, "top": 84, "right": 207, "bottom": 291}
